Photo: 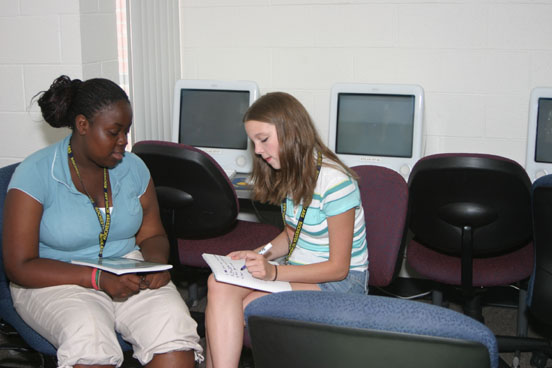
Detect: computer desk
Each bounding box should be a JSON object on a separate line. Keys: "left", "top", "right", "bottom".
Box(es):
{"left": 232, "top": 176, "right": 253, "bottom": 200}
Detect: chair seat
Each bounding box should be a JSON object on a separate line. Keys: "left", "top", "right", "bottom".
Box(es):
{"left": 407, "top": 240, "right": 534, "bottom": 287}
{"left": 178, "top": 220, "right": 281, "bottom": 268}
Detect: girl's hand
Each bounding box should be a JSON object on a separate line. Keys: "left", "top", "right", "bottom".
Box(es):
{"left": 139, "top": 271, "right": 171, "bottom": 290}
{"left": 227, "top": 250, "right": 249, "bottom": 260}
{"left": 100, "top": 272, "right": 141, "bottom": 300}
{"left": 238, "top": 250, "right": 275, "bottom": 280}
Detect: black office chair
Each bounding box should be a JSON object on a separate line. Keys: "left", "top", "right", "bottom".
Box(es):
{"left": 132, "top": 141, "right": 238, "bottom": 259}
{"left": 245, "top": 291, "right": 499, "bottom": 368}
{"left": 406, "top": 153, "right": 534, "bottom": 325}
{"left": 131, "top": 141, "right": 281, "bottom": 306}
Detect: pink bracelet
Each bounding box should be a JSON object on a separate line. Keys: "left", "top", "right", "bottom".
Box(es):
{"left": 91, "top": 268, "right": 99, "bottom": 290}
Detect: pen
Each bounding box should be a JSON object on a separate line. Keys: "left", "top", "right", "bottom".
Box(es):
{"left": 241, "top": 243, "right": 273, "bottom": 270}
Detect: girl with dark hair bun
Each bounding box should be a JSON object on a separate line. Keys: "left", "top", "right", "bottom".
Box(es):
{"left": 37, "top": 75, "right": 129, "bottom": 129}
{"left": 204, "top": 92, "right": 368, "bottom": 368}
{"left": 4, "top": 75, "right": 202, "bottom": 368}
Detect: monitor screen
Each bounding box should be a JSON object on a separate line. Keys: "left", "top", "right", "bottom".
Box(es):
{"left": 525, "top": 87, "right": 552, "bottom": 181}
{"left": 171, "top": 80, "right": 260, "bottom": 175}
{"left": 535, "top": 98, "right": 552, "bottom": 163}
{"left": 328, "top": 83, "right": 424, "bottom": 179}
{"left": 335, "top": 93, "right": 415, "bottom": 158}
{"left": 177, "top": 89, "right": 250, "bottom": 150}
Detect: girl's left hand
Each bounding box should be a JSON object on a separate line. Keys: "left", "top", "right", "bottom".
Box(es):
{"left": 139, "top": 270, "right": 170, "bottom": 290}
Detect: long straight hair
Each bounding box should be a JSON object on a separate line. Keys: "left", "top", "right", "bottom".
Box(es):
{"left": 243, "top": 92, "right": 357, "bottom": 207}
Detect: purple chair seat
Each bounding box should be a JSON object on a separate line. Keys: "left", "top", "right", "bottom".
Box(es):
{"left": 179, "top": 220, "right": 282, "bottom": 268}
{"left": 408, "top": 240, "right": 533, "bottom": 287}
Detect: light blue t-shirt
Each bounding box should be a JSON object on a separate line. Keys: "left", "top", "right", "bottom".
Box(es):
{"left": 8, "top": 135, "right": 150, "bottom": 262}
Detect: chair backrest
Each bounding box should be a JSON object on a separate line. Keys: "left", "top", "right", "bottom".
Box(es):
{"left": 408, "top": 153, "right": 532, "bottom": 257}
{"left": 132, "top": 140, "right": 239, "bottom": 239}
{"left": 352, "top": 165, "right": 409, "bottom": 287}
{"left": 245, "top": 291, "right": 498, "bottom": 368}
{"left": 528, "top": 174, "right": 552, "bottom": 325}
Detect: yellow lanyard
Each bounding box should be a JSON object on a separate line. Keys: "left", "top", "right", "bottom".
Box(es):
{"left": 281, "top": 152, "right": 323, "bottom": 264}
{"left": 68, "top": 144, "right": 111, "bottom": 258}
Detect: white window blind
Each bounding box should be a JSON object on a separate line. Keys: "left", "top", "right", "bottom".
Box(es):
{"left": 126, "top": 0, "right": 180, "bottom": 143}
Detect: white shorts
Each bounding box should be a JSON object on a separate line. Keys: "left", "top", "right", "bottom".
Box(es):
{"left": 10, "top": 280, "right": 203, "bottom": 367}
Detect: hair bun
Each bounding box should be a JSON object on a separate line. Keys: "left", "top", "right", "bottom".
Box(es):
{"left": 70, "top": 78, "right": 82, "bottom": 91}
{"left": 37, "top": 75, "right": 82, "bottom": 128}
{"left": 36, "top": 75, "right": 128, "bottom": 131}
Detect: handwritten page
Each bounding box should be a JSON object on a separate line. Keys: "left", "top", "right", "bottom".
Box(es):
{"left": 202, "top": 253, "right": 292, "bottom": 293}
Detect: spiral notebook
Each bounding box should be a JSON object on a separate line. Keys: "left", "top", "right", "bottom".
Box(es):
{"left": 202, "top": 253, "right": 291, "bottom": 293}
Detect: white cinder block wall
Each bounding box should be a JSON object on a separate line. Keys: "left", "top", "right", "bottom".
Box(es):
{"left": 1, "top": 0, "right": 552, "bottom": 169}
{"left": 0, "top": 0, "right": 119, "bottom": 167}
{"left": 179, "top": 0, "right": 552, "bottom": 167}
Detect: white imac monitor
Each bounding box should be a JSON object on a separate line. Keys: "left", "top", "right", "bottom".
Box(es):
{"left": 525, "top": 87, "right": 552, "bottom": 181}
{"left": 171, "top": 79, "right": 260, "bottom": 176}
{"left": 328, "top": 83, "right": 425, "bottom": 180}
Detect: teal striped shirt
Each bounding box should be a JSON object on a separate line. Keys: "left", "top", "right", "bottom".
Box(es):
{"left": 284, "top": 163, "right": 368, "bottom": 271}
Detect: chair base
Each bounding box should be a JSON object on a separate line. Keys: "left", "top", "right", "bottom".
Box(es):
{"left": 431, "top": 286, "right": 485, "bottom": 323}
{"left": 497, "top": 335, "right": 552, "bottom": 368}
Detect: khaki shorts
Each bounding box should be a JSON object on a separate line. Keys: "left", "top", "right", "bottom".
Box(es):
{"left": 10, "top": 280, "right": 203, "bottom": 367}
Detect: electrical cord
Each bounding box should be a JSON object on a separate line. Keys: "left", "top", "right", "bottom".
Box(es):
{"left": 372, "top": 285, "right": 432, "bottom": 300}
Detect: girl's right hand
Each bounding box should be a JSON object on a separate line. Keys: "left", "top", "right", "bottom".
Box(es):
{"left": 99, "top": 272, "right": 142, "bottom": 300}
{"left": 228, "top": 250, "right": 274, "bottom": 280}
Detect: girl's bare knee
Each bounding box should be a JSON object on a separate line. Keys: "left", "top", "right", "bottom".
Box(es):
{"left": 206, "top": 274, "right": 236, "bottom": 302}
{"left": 207, "top": 274, "right": 224, "bottom": 295}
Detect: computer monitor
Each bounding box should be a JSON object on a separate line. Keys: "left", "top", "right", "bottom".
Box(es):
{"left": 171, "top": 79, "right": 260, "bottom": 175}
{"left": 525, "top": 87, "right": 552, "bottom": 181}
{"left": 328, "top": 83, "right": 425, "bottom": 179}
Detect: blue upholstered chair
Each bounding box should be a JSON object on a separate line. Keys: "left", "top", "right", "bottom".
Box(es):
{"left": 0, "top": 163, "right": 55, "bottom": 356}
{"left": 521, "top": 173, "right": 552, "bottom": 366}
{"left": 0, "top": 163, "right": 131, "bottom": 362}
{"left": 245, "top": 291, "right": 499, "bottom": 368}
{"left": 496, "top": 174, "right": 552, "bottom": 368}
{"left": 528, "top": 174, "right": 552, "bottom": 329}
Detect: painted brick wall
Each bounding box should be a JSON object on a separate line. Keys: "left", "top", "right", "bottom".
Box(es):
{"left": 0, "top": 0, "right": 119, "bottom": 167}
{"left": 179, "top": 0, "right": 552, "bottom": 167}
